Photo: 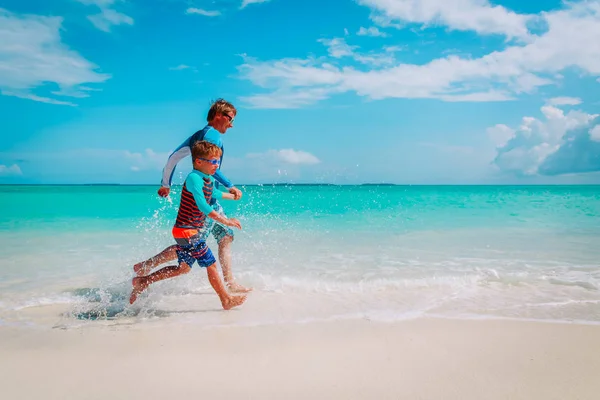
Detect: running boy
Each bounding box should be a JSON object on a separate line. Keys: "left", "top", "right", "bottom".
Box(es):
{"left": 129, "top": 141, "right": 247, "bottom": 310}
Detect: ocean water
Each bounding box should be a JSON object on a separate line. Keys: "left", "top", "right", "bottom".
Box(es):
{"left": 1, "top": 184, "right": 600, "bottom": 329}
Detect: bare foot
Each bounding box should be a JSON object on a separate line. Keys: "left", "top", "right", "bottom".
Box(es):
{"left": 221, "top": 294, "right": 247, "bottom": 310}
{"left": 227, "top": 282, "right": 253, "bottom": 293}
{"left": 133, "top": 262, "right": 152, "bottom": 277}
{"left": 129, "top": 277, "right": 149, "bottom": 304}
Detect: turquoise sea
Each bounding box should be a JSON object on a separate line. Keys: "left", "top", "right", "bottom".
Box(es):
{"left": 1, "top": 184, "right": 600, "bottom": 328}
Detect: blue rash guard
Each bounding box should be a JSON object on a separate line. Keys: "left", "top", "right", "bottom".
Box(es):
{"left": 160, "top": 125, "right": 233, "bottom": 190}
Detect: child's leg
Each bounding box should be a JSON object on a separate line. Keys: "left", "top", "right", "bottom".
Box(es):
{"left": 133, "top": 245, "right": 178, "bottom": 276}
{"left": 129, "top": 262, "right": 191, "bottom": 304}
{"left": 205, "top": 263, "right": 247, "bottom": 310}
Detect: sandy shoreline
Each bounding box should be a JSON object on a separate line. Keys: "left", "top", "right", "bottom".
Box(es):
{"left": 1, "top": 318, "right": 599, "bottom": 400}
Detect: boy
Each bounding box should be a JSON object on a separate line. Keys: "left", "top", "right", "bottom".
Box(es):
{"left": 133, "top": 99, "right": 250, "bottom": 293}
{"left": 129, "top": 141, "right": 247, "bottom": 310}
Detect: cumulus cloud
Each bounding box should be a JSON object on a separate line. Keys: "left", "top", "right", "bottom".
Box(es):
{"left": 186, "top": 8, "right": 221, "bottom": 17}
{"left": 357, "top": 0, "right": 533, "bottom": 40}
{"left": 0, "top": 164, "right": 22, "bottom": 176}
{"left": 357, "top": 26, "right": 388, "bottom": 37}
{"left": 491, "top": 104, "right": 600, "bottom": 176}
{"left": 0, "top": 9, "right": 110, "bottom": 105}
{"left": 318, "top": 38, "right": 357, "bottom": 58}
{"left": 487, "top": 124, "right": 515, "bottom": 148}
{"left": 590, "top": 125, "right": 600, "bottom": 142}
{"left": 247, "top": 149, "right": 320, "bottom": 165}
{"left": 76, "top": 0, "right": 133, "bottom": 32}
{"left": 237, "top": 2, "right": 600, "bottom": 108}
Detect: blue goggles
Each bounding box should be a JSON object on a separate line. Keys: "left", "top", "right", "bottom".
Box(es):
{"left": 198, "top": 157, "right": 220, "bottom": 166}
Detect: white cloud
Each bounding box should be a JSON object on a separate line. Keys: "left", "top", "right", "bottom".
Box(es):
{"left": 354, "top": 53, "right": 396, "bottom": 67}
{"left": 239, "top": 88, "right": 331, "bottom": 109}
{"left": 88, "top": 8, "right": 133, "bottom": 32}
{"left": 487, "top": 124, "right": 515, "bottom": 148}
{"left": 239, "top": 56, "right": 342, "bottom": 88}
{"left": 51, "top": 86, "right": 101, "bottom": 98}
{"left": 0, "top": 9, "right": 110, "bottom": 105}
{"left": 318, "top": 38, "right": 357, "bottom": 58}
{"left": 437, "top": 91, "right": 513, "bottom": 102}
{"left": 76, "top": 0, "right": 133, "bottom": 32}
{"left": 238, "top": 2, "right": 600, "bottom": 108}
{"left": 492, "top": 104, "right": 600, "bottom": 176}
{"left": 357, "top": 26, "right": 388, "bottom": 37}
{"left": 186, "top": 8, "right": 221, "bottom": 17}
{"left": 241, "top": 0, "right": 272, "bottom": 9}
{"left": 383, "top": 45, "right": 405, "bottom": 53}
{"left": 124, "top": 148, "right": 169, "bottom": 171}
{"left": 547, "top": 96, "right": 582, "bottom": 106}
{"left": 357, "top": 0, "right": 533, "bottom": 39}
{"left": 247, "top": 149, "right": 320, "bottom": 165}
{"left": 318, "top": 37, "right": 396, "bottom": 66}
{"left": 0, "top": 164, "right": 22, "bottom": 176}
{"left": 590, "top": 125, "right": 600, "bottom": 142}
{"left": 1, "top": 90, "right": 77, "bottom": 106}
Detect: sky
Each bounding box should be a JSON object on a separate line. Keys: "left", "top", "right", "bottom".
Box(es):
{"left": 1, "top": 0, "right": 600, "bottom": 185}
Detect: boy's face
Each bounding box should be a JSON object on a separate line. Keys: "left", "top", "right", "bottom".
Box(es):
{"left": 194, "top": 155, "right": 220, "bottom": 175}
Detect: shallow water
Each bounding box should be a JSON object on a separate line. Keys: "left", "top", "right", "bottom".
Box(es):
{"left": 1, "top": 184, "right": 599, "bottom": 329}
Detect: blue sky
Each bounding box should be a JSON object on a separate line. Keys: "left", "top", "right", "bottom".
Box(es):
{"left": 1, "top": 0, "right": 599, "bottom": 185}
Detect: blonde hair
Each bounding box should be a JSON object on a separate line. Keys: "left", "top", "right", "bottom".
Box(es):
{"left": 206, "top": 98, "right": 237, "bottom": 122}
{"left": 191, "top": 141, "right": 222, "bottom": 161}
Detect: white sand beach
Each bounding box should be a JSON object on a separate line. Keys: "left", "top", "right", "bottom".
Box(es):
{"left": 1, "top": 318, "right": 599, "bottom": 400}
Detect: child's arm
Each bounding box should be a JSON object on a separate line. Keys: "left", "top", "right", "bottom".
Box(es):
{"left": 218, "top": 191, "right": 237, "bottom": 201}
{"left": 209, "top": 185, "right": 238, "bottom": 201}
{"left": 188, "top": 175, "right": 242, "bottom": 229}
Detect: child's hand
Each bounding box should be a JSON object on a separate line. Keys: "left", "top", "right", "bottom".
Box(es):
{"left": 227, "top": 218, "right": 242, "bottom": 230}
